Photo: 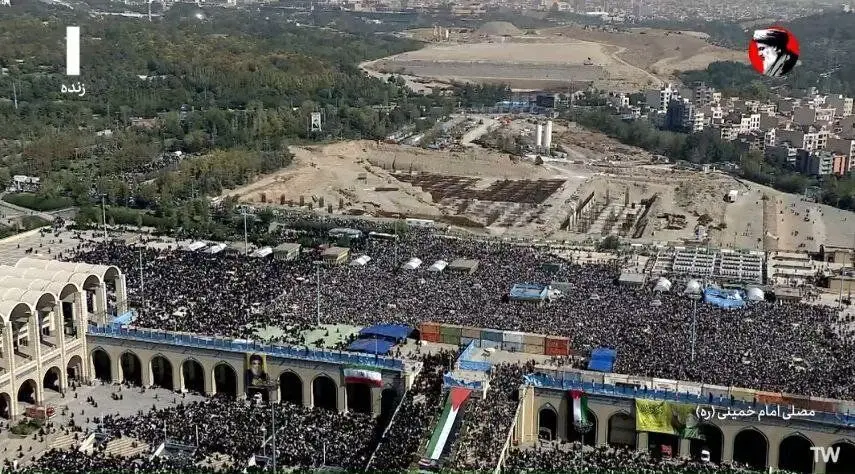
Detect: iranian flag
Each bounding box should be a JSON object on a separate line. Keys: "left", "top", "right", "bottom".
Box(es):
{"left": 343, "top": 366, "right": 382, "bottom": 387}
{"left": 570, "top": 390, "right": 590, "bottom": 430}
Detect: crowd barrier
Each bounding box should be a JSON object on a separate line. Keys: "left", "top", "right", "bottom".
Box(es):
{"left": 420, "top": 322, "right": 573, "bottom": 357}
{"left": 88, "top": 325, "right": 404, "bottom": 371}
{"left": 457, "top": 340, "right": 492, "bottom": 372}
{"left": 443, "top": 373, "right": 484, "bottom": 390}
{"left": 525, "top": 371, "right": 855, "bottom": 427}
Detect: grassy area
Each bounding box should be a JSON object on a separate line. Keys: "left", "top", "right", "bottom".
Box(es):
{"left": 10, "top": 418, "right": 43, "bottom": 436}
{"left": 3, "top": 193, "right": 73, "bottom": 211}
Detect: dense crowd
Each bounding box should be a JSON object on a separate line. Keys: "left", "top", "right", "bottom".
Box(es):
{"left": 448, "top": 363, "right": 532, "bottom": 470}
{"left": 95, "top": 397, "right": 376, "bottom": 469}
{"left": 504, "top": 443, "right": 799, "bottom": 474}
{"left": 368, "top": 349, "right": 457, "bottom": 470}
{"left": 69, "top": 220, "right": 851, "bottom": 399}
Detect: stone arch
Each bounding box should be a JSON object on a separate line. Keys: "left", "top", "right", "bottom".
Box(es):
{"left": 827, "top": 440, "right": 855, "bottom": 474}
{"left": 66, "top": 355, "right": 83, "bottom": 383}
{"left": 91, "top": 348, "right": 112, "bottom": 382}
{"left": 181, "top": 359, "right": 205, "bottom": 394}
{"left": 380, "top": 388, "right": 398, "bottom": 419}
{"left": 43, "top": 366, "right": 62, "bottom": 393}
{"left": 0, "top": 392, "right": 10, "bottom": 419}
{"left": 149, "top": 354, "right": 174, "bottom": 390}
{"left": 346, "top": 382, "right": 372, "bottom": 415}
{"left": 278, "top": 371, "right": 303, "bottom": 405}
{"left": 778, "top": 432, "right": 814, "bottom": 474}
{"left": 607, "top": 411, "right": 635, "bottom": 448}
{"left": 312, "top": 374, "right": 337, "bottom": 411}
{"left": 17, "top": 378, "right": 37, "bottom": 405}
{"left": 538, "top": 403, "right": 558, "bottom": 441}
{"left": 120, "top": 351, "right": 143, "bottom": 386}
{"left": 733, "top": 427, "right": 768, "bottom": 471}
{"left": 690, "top": 423, "right": 723, "bottom": 464}
{"left": 213, "top": 362, "right": 238, "bottom": 399}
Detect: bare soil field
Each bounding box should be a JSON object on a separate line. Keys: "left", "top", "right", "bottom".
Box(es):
{"left": 219, "top": 140, "right": 581, "bottom": 232}
{"left": 366, "top": 24, "right": 745, "bottom": 92}
{"left": 368, "top": 40, "right": 660, "bottom": 92}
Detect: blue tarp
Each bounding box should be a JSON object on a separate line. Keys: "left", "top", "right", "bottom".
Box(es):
{"left": 588, "top": 347, "right": 617, "bottom": 372}
{"left": 111, "top": 310, "right": 135, "bottom": 326}
{"left": 704, "top": 288, "right": 746, "bottom": 309}
{"left": 346, "top": 338, "right": 396, "bottom": 355}
{"left": 359, "top": 324, "right": 412, "bottom": 341}
{"left": 509, "top": 283, "right": 548, "bottom": 301}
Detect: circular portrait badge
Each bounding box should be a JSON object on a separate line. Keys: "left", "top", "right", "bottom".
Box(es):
{"left": 748, "top": 27, "right": 800, "bottom": 77}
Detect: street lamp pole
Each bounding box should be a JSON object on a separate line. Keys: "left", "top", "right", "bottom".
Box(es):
{"left": 315, "top": 262, "right": 321, "bottom": 327}
{"left": 690, "top": 296, "right": 698, "bottom": 362}
{"left": 243, "top": 212, "right": 249, "bottom": 256}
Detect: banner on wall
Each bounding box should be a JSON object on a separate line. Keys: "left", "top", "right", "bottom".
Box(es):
{"left": 635, "top": 399, "right": 704, "bottom": 439}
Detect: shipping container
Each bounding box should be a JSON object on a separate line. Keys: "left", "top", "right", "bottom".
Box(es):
{"left": 421, "top": 322, "right": 440, "bottom": 335}
{"left": 440, "top": 333, "right": 460, "bottom": 346}
{"left": 755, "top": 391, "right": 784, "bottom": 405}
{"left": 523, "top": 333, "right": 545, "bottom": 346}
{"left": 460, "top": 336, "right": 476, "bottom": 346}
{"left": 781, "top": 394, "right": 812, "bottom": 410}
{"left": 730, "top": 388, "right": 756, "bottom": 403}
{"left": 544, "top": 344, "right": 568, "bottom": 356}
{"left": 545, "top": 336, "right": 569, "bottom": 348}
{"left": 440, "top": 324, "right": 463, "bottom": 337}
{"left": 502, "top": 341, "right": 523, "bottom": 352}
{"left": 422, "top": 332, "right": 440, "bottom": 343}
{"left": 523, "top": 343, "right": 543, "bottom": 355}
{"left": 702, "top": 384, "right": 730, "bottom": 402}
{"left": 603, "top": 374, "right": 629, "bottom": 387}
{"left": 481, "top": 339, "right": 502, "bottom": 350}
{"left": 676, "top": 381, "right": 702, "bottom": 396}
{"left": 808, "top": 396, "right": 838, "bottom": 414}
{"left": 502, "top": 331, "right": 525, "bottom": 344}
{"left": 482, "top": 329, "right": 503, "bottom": 342}
{"left": 462, "top": 326, "right": 481, "bottom": 339}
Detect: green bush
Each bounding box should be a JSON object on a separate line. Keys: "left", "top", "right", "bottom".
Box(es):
{"left": 10, "top": 418, "right": 42, "bottom": 436}
{"left": 3, "top": 193, "right": 73, "bottom": 211}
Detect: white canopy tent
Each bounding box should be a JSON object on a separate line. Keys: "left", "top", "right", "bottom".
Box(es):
{"left": 428, "top": 260, "right": 448, "bottom": 272}
{"left": 402, "top": 258, "right": 422, "bottom": 270}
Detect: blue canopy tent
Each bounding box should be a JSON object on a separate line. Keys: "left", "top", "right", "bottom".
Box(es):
{"left": 588, "top": 347, "right": 617, "bottom": 372}
{"left": 704, "top": 288, "right": 746, "bottom": 309}
{"left": 346, "top": 338, "right": 396, "bottom": 355}
{"left": 358, "top": 324, "right": 413, "bottom": 342}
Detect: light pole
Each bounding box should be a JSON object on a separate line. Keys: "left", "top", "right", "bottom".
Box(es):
{"left": 313, "top": 261, "right": 322, "bottom": 327}
{"left": 139, "top": 248, "right": 145, "bottom": 314}
{"left": 242, "top": 211, "right": 249, "bottom": 256}
{"left": 689, "top": 292, "right": 702, "bottom": 362}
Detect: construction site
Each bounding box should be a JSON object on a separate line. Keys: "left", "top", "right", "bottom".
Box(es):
{"left": 220, "top": 113, "right": 855, "bottom": 253}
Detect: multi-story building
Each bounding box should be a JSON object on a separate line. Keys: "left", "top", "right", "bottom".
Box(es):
{"left": 765, "top": 144, "right": 798, "bottom": 166}
{"left": 793, "top": 106, "right": 818, "bottom": 126}
{"left": 832, "top": 153, "right": 850, "bottom": 176}
{"left": 827, "top": 137, "right": 855, "bottom": 173}
{"left": 777, "top": 128, "right": 828, "bottom": 152}
{"left": 826, "top": 94, "right": 853, "bottom": 117}
{"left": 764, "top": 128, "right": 776, "bottom": 147}
{"left": 816, "top": 107, "right": 836, "bottom": 122}
{"left": 796, "top": 149, "right": 834, "bottom": 176}
{"left": 658, "top": 83, "right": 679, "bottom": 113}
{"left": 664, "top": 98, "right": 702, "bottom": 132}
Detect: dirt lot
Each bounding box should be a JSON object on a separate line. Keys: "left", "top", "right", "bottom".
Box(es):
{"left": 364, "top": 25, "right": 745, "bottom": 92}
{"left": 219, "top": 139, "right": 582, "bottom": 233}
{"left": 221, "top": 117, "right": 854, "bottom": 251}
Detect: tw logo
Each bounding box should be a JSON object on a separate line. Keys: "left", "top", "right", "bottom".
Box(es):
{"left": 810, "top": 446, "right": 841, "bottom": 463}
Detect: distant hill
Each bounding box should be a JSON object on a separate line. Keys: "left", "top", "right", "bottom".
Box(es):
{"left": 680, "top": 11, "right": 855, "bottom": 96}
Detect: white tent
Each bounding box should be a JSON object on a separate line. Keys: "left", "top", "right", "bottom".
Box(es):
{"left": 746, "top": 287, "right": 765, "bottom": 301}
{"left": 252, "top": 247, "right": 273, "bottom": 258}
{"left": 184, "top": 241, "right": 207, "bottom": 252}
{"left": 402, "top": 258, "right": 422, "bottom": 270}
{"left": 350, "top": 255, "right": 372, "bottom": 267}
{"left": 428, "top": 260, "right": 448, "bottom": 272}
{"left": 685, "top": 279, "right": 702, "bottom": 294}
{"left": 205, "top": 243, "right": 226, "bottom": 254}
{"left": 654, "top": 277, "right": 672, "bottom": 292}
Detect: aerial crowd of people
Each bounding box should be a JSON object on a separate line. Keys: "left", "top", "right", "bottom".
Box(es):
{"left": 21, "top": 212, "right": 845, "bottom": 472}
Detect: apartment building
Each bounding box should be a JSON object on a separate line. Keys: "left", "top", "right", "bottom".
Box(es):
{"left": 826, "top": 94, "right": 853, "bottom": 117}
{"left": 765, "top": 144, "right": 798, "bottom": 166}
{"left": 793, "top": 106, "right": 817, "bottom": 126}
{"left": 796, "top": 149, "right": 834, "bottom": 176}
{"left": 777, "top": 128, "right": 828, "bottom": 151}
{"left": 828, "top": 137, "right": 855, "bottom": 173}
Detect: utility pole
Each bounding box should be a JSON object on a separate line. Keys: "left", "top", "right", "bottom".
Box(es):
{"left": 271, "top": 402, "right": 277, "bottom": 473}
{"left": 139, "top": 248, "right": 145, "bottom": 314}
{"left": 243, "top": 211, "right": 249, "bottom": 256}
{"left": 690, "top": 296, "right": 698, "bottom": 362}
{"left": 11, "top": 81, "right": 17, "bottom": 111}
{"left": 316, "top": 263, "right": 321, "bottom": 326}
{"left": 101, "top": 195, "right": 108, "bottom": 241}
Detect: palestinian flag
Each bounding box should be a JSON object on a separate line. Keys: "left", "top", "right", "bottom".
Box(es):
{"left": 571, "top": 390, "right": 592, "bottom": 433}
{"left": 343, "top": 366, "right": 382, "bottom": 387}
{"left": 424, "top": 387, "right": 472, "bottom": 461}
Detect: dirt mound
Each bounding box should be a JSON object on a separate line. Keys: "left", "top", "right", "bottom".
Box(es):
{"left": 475, "top": 21, "right": 522, "bottom": 37}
